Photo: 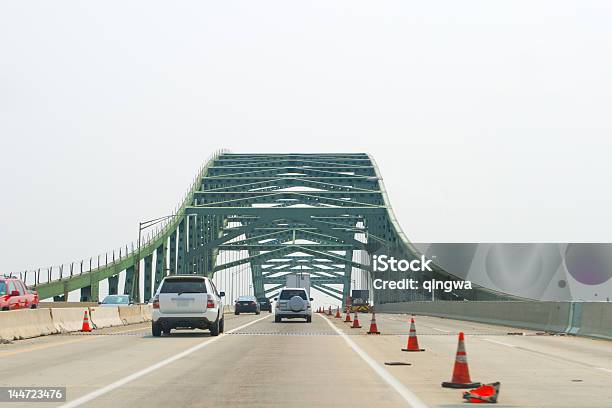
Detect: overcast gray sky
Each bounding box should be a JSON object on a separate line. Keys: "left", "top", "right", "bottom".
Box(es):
{"left": 1, "top": 1, "right": 612, "bottom": 274}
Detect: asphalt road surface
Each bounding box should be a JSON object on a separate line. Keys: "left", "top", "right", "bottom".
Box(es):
{"left": 0, "top": 312, "right": 610, "bottom": 407}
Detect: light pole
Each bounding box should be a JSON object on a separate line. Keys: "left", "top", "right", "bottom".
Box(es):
{"left": 132, "top": 214, "right": 177, "bottom": 303}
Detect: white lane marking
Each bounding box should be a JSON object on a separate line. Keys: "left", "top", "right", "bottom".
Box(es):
{"left": 598, "top": 368, "right": 612, "bottom": 373}
{"left": 321, "top": 315, "right": 429, "bottom": 408}
{"left": 481, "top": 338, "right": 517, "bottom": 348}
{"left": 60, "top": 315, "right": 270, "bottom": 408}
{"left": 430, "top": 327, "right": 450, "bottom": 333}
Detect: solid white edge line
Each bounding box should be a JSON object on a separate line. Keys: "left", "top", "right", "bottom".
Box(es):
{"left": 320, "top": 314, "right": 429, "bottom": 408}
{"left": 60, "top": 315, "right": 270, "bottom": 408}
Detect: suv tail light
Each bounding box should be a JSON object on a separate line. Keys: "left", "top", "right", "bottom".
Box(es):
{"left": 207, "top": 294, "right": 215, "bottom": 309}
{"left": 152, "top": 296, "right": 160, "bottom": 309}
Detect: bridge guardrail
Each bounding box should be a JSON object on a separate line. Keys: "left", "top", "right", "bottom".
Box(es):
{"left": 376, "top": 301, "right": 612, "bottom": 340}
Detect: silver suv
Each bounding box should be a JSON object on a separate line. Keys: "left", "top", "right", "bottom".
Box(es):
{"left": 151, "top": 275, "right": 225, "bottom": 336}
{"left": 274, "top": 288, "right": 312, "bottom": 323}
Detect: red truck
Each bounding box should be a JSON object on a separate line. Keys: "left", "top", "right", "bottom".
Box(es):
{"left": 0, "top": 276, "right": 39, "bottom": 311}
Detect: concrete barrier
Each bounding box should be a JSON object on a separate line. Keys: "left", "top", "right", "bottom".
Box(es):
{"left": 50, "top": 307, "right": 88, "bottom": 333}
{"left": 118, "top": 305, "right": 146, "bottom": 325}
{"left": 88, "top": 306, "right": 123, "bottom": 329}
{"left": 140, "top": 304, "right": 152, "bottom": 321}
{"left": 0, "top": 309, "right": 58, "bottom": 341}
{"left": 376, "top": 301, "right": 612, "bottom": 340}
{"left": 576, "top": 303, "right": 612, "bottom": 340}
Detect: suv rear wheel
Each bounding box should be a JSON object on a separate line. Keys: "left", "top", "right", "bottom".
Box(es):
{"left": 210, "top": 316, "right": 221, "bottom": 336}
{"left": 306, "top": 316, "right": 312, "bottom": 323}
{"left": 219, "top": 316, "right": 225, "bottom": 333}
{"left": 152, "top": 322, "right": 162, "bottom": 337}
{"left": 274, "top": 315, "right": 281, "bottom": 323}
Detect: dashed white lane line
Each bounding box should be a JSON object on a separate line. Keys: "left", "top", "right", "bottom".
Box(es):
{"left": 321, "top": 315, "right": 429, "bottom": 408}
{"left": 430, "top": 327, "right": 450, "bottom": 333}
{"left": 60, "top": 315, "right": 270, "bottom": 408}
{"left": 481, "top": 338, "right": 517, "bottom": 348}
{"left": 597, "top": 368, "right": 612, "bottom": 373}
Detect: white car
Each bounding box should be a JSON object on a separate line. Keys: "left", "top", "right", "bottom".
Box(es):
{"left": 274, "top": 288, "right": 312, "bottom": 323}
{"left": 98, "top": 294, "right": 132, "bottom": 307}
{"left": 151, "top": 275, "right": 225, "bottom": 337}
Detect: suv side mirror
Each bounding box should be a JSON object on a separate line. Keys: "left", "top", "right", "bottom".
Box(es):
{"left": 219, "top": 291, "right": 225, "bottom": 297}
{"left": 309, "top": 298, "right": 314, "bottom": 301}
{"left": 10, "top": 290, "right": 20, "bottom": 297}
{"left": 273, "top": 297, "right": 278, "bottom": 301}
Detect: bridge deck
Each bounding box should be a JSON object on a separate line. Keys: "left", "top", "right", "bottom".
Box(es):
{"left": 0, "top": 314, "right": 610, "bottom": 407}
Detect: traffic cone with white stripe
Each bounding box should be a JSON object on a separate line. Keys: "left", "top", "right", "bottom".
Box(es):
{"left": 80, "top": 310, "right": 92, "bottom": 332}
{"left": 441, "top": 332, "right": 481, "bottom": 389}
{"left": 402, "top": 317, "right": 424, "bottom": 351}
{"left": 367, "top": 309, "right": 380, "bottom": 334}
{"left": 335, "top": 306, "right": 341, "bottom": 318}
{"left": 462, "top": 382, "right": 500, "bottom": 403}
{"left": 344, "top": 309, "right": 352, "bottom": 323}
{"left": 351, "top": 311, "right": 362, "bottom": 328}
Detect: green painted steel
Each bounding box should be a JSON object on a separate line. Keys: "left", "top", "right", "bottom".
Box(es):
{"left": 26, "top": 152, "right": 518, "bottom": 304}
{"left": 143, "top": 254, "right": 153, "bottom": 302}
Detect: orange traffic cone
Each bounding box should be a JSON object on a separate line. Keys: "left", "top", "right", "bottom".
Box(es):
{"left": 344, "top": 310, "right": 352, "bottom": 322}
{"left": 462, "top": 382, "right": 500, "bottom": 403}
{"left": 442, "top": 332, "right": 481, "bottom": 389}
{"left": 335, "top": 307, "right": 341, "bottom": 318}
{"left": 81, "top": 310, "right": 92, "bottom": 332}
{"left": 351, "top": 311, "right": 362, "bottom": 328}
{"left": 367, "top": 310, "right": 380, "bottom": 334}
{"left": 402, "top": 317, "right": 425, "bottom": 351}
{"left": 463, "top": 381, "right": 500, "bottom": 404}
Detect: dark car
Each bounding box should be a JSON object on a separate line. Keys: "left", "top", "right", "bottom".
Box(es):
{"left": 257, "top": 297, "right": 272, "bottom": 312}
{"left": 234, "top": 295, "right": 260, "bottom": 315}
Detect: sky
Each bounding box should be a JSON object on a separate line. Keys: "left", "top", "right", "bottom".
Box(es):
{"left": 1, "top": 1, "right": 612, "bottom": 276}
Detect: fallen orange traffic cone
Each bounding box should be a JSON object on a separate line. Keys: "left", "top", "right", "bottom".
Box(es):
{"left": 442, "top": 332, "right": 481, "bottom": 389}
{"left": 402, "top": 317, "right": 424, "bottom": 351}
{"left": 351, "top": 311, "right": 362, "bottom": 328}
{"left": 462, "top": 382, "right": 500, "bottom": 403}
{"left": 367, "top": 310, "right": 381, "bottom": 334}
{"left": 335, "top": 307, "right": 341, "bottom": 318}
{"left": 81, "top": 310, "right": 92, "bottom": 332}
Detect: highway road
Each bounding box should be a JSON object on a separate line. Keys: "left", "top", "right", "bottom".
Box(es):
{"left": 0, "top": 312, "right": 611, "bottom": 407}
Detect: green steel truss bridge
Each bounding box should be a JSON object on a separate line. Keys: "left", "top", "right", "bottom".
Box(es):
{"left": 16, "top": 152, "right": 512, "bottom": 305}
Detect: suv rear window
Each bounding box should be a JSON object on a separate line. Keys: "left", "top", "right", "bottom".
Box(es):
{"left": 160, "top": 279, "right": 207, "bottom": 294}
{"left": 279, "top": 290, "right": 307, "bottom": 300}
